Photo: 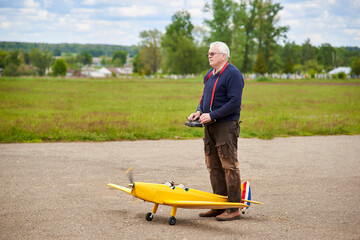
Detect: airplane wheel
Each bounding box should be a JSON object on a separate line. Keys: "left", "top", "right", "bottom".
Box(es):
{"left": 145, "top": 212, "right": 153, "bottom": 221}
{"left": 168, "top": 216, "right": 176, "bottom": 225}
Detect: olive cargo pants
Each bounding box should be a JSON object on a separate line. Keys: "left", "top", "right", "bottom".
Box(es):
{"left": 203, "top": 121, "right": 241, "bottom": 208}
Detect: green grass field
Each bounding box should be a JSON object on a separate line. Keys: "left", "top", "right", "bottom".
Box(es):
{"left": 0, "top": 77, "right": 359, "bottom": 142}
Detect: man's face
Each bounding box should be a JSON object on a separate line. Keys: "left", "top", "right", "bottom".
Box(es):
{"left": 208, "top": 45, "right": 226, "bottom": 69}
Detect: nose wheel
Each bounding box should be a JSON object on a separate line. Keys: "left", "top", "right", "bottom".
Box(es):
{"left": 145, "top": 203, "right": 158, "bottom": 221}
{"left": 145, "top": 212, "right": 153, "bottom": 221}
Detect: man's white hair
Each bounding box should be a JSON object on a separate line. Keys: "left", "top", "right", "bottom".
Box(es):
{"left": 210, "top": 41, "right": 230, "bottom": 59}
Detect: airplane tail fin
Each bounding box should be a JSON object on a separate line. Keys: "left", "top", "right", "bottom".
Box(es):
{"left": 241, "top": 181, "right": 251, "bottom": 209}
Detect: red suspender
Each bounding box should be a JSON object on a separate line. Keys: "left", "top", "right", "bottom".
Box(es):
{"left": 205, "top": 72, "right": 212, "bottom": 82}
{"left": 198, "top": 73, "right": 212, "bottom": 106}
{"left": 199, "top": 62, "right": 229, "bottom": 112}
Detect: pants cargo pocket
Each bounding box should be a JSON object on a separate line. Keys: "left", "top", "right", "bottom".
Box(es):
{"left": 217, "top": 143, "right": 237, "bottom": 169}
{"left": 217, "top": 143, "right": 231, "bottom": 159}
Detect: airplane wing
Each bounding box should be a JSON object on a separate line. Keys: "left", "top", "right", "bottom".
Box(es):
{"left": 163, "top": 200, "right": 250, "bottom": 209}
{"left": 108, "top": 183, "right": 132, "bottom": 194}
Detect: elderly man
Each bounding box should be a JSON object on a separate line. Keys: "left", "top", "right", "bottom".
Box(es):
{"left": 188, "top": 41, "right": 244, "bottom": 221}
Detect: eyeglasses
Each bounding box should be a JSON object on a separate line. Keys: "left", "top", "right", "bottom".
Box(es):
{"left": 206, "top": 52, "right": 223, "bottom": 57}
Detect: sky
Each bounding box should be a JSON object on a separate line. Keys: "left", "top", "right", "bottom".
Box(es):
{"left": 0, "top": 0, "right": 359, "bottom": 47}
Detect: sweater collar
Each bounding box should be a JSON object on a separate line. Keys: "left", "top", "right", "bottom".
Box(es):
{"left": 212, "top": 61, "right": 228, "bottom": 75}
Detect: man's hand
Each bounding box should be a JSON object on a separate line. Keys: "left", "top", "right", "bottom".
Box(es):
{"left": 199, "top": 113, "right": 212, "bottom": 124}
{"left": 188, "top": 111, "right": 201, "bottom": 121}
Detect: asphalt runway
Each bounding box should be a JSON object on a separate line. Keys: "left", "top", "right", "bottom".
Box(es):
{"left": 1, "top": 135, "right": 359, "bottom": 240}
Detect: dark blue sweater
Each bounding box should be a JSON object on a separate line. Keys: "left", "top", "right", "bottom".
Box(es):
{"left": 199, "top": 62, "right": 244, "bottom": 122}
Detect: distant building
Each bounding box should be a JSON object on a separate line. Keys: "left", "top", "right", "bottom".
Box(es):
{"left": 92, "top": 57, "right": 102, "bottom": 67}
{"left": 106, "top": 67, "right": 121, "bottom": 76}
{"left": 117, "top": 63, "right": 133, "bottom": 75}
{"left": 66, "top": 67, "right": 74, "bottom": 77}
{"left": 81, "top": 65, "right": 106, "bottom": 77}
{"left": 328, "top": 67, "right": 351, "bottom": 75}
{"left": 81, "top": 64, "right": 133, "bottom": 78}
{"left": 81, "top": 65, "right": 95, "bottom": 76}
{"left": 99, "top": 67, "right": 112, "bottom": 77}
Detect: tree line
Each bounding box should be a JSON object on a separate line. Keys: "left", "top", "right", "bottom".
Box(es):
{"left": 134, "top": 0, "right": 360, "bottom": 76}
{"left": 0, "top": 42, "right": 138, "bottom": 58}
{"left": 1, "top": 0, "right": 360, "bottom": 77}
{"left": 0, "top": 47, "right": 129, "bottom": 76}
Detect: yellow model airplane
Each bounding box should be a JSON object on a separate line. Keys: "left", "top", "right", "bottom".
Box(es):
{"left": 108, "top": 171, "right": 262, "bottom": 225}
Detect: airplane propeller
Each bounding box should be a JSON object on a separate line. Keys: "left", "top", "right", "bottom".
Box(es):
{"left": 126, "top": 166, "right": 135, "bottom": 188}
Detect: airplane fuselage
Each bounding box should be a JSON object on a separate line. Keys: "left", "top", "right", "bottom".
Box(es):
{"left": 131, "top": 182, "right": 228, "bottom": 205}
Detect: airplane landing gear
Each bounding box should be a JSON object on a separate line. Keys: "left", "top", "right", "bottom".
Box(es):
{"left": 145, "top": 212, "right": 153, "bottom": 221}
{"left": 168, "top": 206, "right": 177, "bottom": 225}
{"left": 168, "top": 216, "right": 176, "bottom": 225}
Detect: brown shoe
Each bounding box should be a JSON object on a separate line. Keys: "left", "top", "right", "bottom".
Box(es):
{"left": 199, "top": 209, "right": 225, "bottom": 217}
{"left": 215, "top": 209, "right": 241, "bottom": 221}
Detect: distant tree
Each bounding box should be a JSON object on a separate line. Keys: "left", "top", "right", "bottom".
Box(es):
{"left": 113, "top": 58, "right": 123, "bottom": 67}
{"left": 280, "top": 41, "right": 302, "bottom": 67}
{"left": 132, "top": 54, "right": 140, "bottom": 74}
{"left": 23, "top": 52, "right": 30, "bottom": 65}
{"left": 230, "top": 1, "right": 247, "bottom": 69}
{"left": 301, "top": 39, "right": 317, "bottom": 64}
{"left": 136, "top": 49, "right": 150, "bottom": 74}
{"left": 223, "top": 0, "right": 287, "bottom": 73}
{"left": 253, "top": 52, "right": 267, "bottom": 74}
{"left": 79, "top": 51, "right": 93, "bottom": 65}
{"left": 29, "top": 48, "right": 52, "bottom": 76}
{"left": 137, "top": 29, "right": 162, "bottom": 74}
{"left": 351, "top": 59, "right": 360, "bottom": 76}
{"left": 63, "top": 52, "right": 75, "bottom": 63}
{"left": 52, "top": 58, "right": 67, "bottom": 76}
{"left": 88, "top": 48, "right": 104, "bottom": 57}
{"left": 241, "top": 0, "right": 259, "bottom": 73}
{"left": 255, "top": 0, "right": 289, "bottom": 73}
{"left": 143, "top": 64, "right": 152, "bottom": 76}
{"left": 112, "top": 50, "right": 127, "bottom": 66}
{"left": 100, "top": 56, "right": 107, "bottom": 66}
{"left": 318, "top": 43, "right": 335, "bottom": 71}
{"left": 161, "top": 10, "right": 202, "bottom": 74}
{"left": 269, "top": 51, "right": 283, "bottom": 73}
{"left": 8, "top": 50, "right": 21, "bottom": 66}
{"left": 18, "top": 64, "right": 37, "bottom": 76}
{"left": 203, "top": 0, "right": 232, "bottom": 46}
{"left": 303, "top": 59, "right": 322, "bottom": 73}
{"left": 283, "top": 55, "right": 294, "bottom": 73}
{"left": 332, "top": 47, "right": 346, "bottom": 66}
{"left": 343, "top": 47, "right": 360, "bottom": 66}
{"left": 53, "top": 48, "right": 61, "bottom": 56}
{"left": 337, "top": 72, "right": 346, "bottom": 79}
{"left": 3, "top": 63, "right": 20, "bottom": 76}
{"left": 0, "top": 49, "right": 8, "bottom": 68}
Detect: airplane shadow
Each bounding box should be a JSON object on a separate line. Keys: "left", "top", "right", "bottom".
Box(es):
{"left": 134, "top": 212, "right": 265, "bottom": 236}
{"left": 106, "top": 208, "right": 267, "bottom": 237}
